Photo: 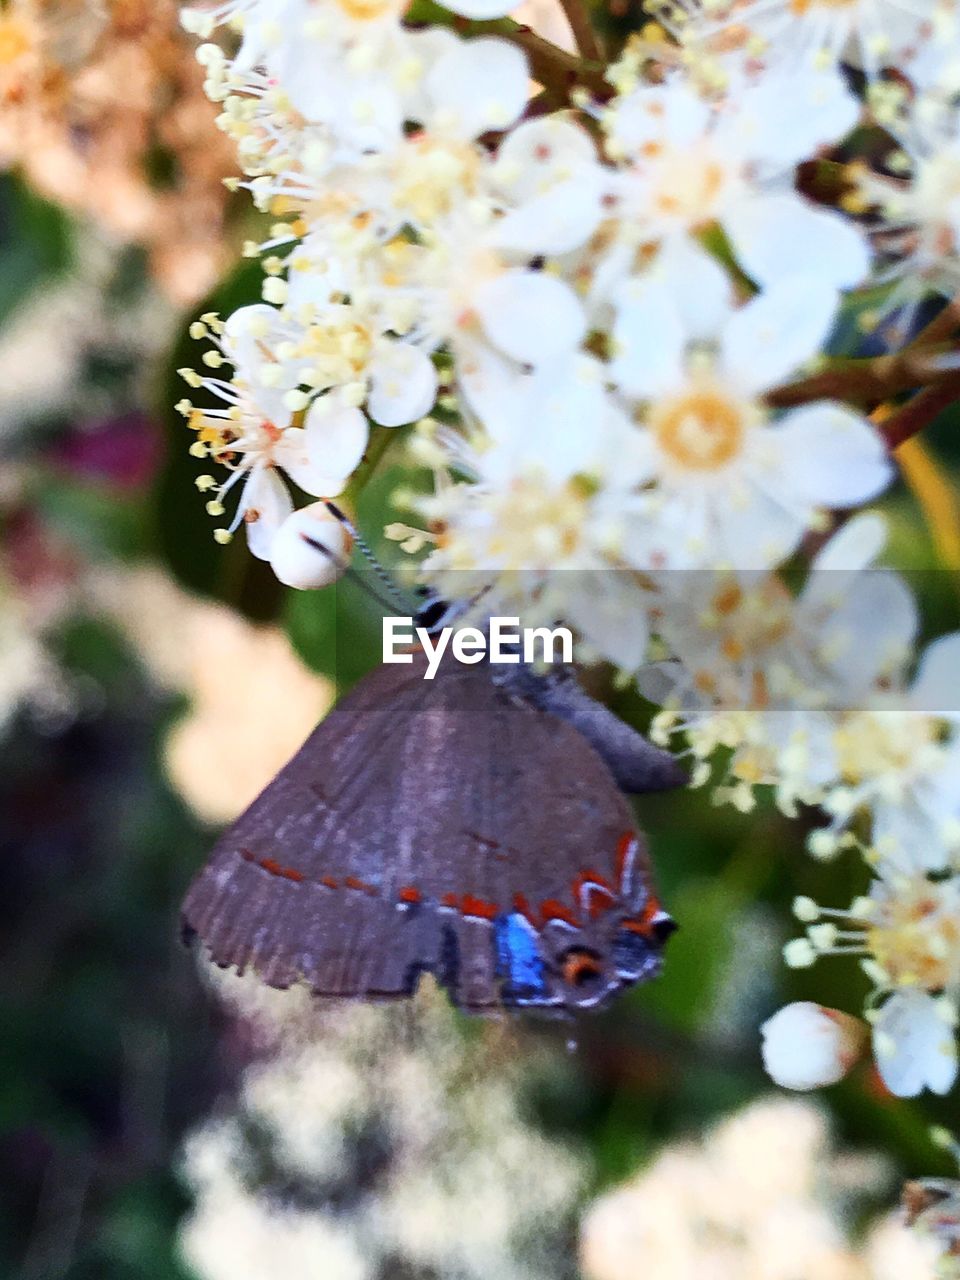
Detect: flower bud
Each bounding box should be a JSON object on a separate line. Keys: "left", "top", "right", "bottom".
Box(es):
{"left": 269, "top": 503, "right": 351, "bottom": 590}
{"left": 761, "top": 1002, "right": 866, "bottom": 1091}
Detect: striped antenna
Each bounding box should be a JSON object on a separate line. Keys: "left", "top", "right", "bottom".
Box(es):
{"left": 320, "top": 500, "right": 414, "bottom": 614}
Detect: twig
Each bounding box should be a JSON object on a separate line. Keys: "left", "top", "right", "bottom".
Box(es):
{"left": 557, "top": 0, "right": 604, "bottom": 64}
{"left": 769, "top": 293, "right": 960, "bottom": 411}
{"left": 882, "top": 379, "right": 960, "bottom": 451}
{"left": 767, "top": 348, "right": 960, "bottom": 410}
{"left": 489, "top": 20, "right": 609, "bottom": 100}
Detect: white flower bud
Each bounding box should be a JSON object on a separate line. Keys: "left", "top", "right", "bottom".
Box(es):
{"left": 761, "top": 1002, "right": 866, "bottom": 1091}
{"left": 269, "top": 504, "right": 351, "bottom": 590}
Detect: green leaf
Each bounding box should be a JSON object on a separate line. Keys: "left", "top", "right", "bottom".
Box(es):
{"left": 0, "top": 174, "right": 71, "bottom": 326}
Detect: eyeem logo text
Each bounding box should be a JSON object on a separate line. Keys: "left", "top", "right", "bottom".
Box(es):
{"left": 383, "top": 616, "right": 573, "bottom": 680}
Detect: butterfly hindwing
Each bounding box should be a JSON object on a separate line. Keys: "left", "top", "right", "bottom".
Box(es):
{"left": 182, "top": 653, "right": 670, "bottom": 1012}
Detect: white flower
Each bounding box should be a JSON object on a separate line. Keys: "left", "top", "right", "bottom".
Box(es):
{"left": 873, "top": 989, "right": 959, "bottom": 1097}
{"left": 489, "top": 115, "right": 610, "bottom": 258}
{"left": 416, "top": 352, "right": 655, "bottom": 666}
{"left": 372, "top": 219, "right": 588, "bottom": 371}
{"left": 179, "top": 310, "right": 369, "bottom": 559}
{"left": 594, "top": 72, "right": 868, "bottom": 293}
{"left": 280, "top": 259, "right": 440, "bottom": 426}
{"left": 785, "top": 872, "right": 960, "bottom": 1096}
{"left": 760, "top": 1002, "right": 866, "bottom": 1090}
{"left": 613, "top": 277, "right": 892, "bottom": 570}
{"left": 855, "top": 97, "right": 960, "bottom": 314}
{"left": 662, "top": 0, "right": 952, "bottom": 85}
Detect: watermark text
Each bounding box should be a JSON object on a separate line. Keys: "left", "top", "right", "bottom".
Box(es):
{"left": 383, "top": 616, "right": 573, "bottom": 680}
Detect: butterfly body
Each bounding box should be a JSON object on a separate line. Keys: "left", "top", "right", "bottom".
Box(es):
{"left": 182, "top": 651, "right": 682, "bottom": 1014}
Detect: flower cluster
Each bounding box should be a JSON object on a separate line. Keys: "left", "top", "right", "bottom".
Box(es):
{"left": 0, "top": 0, "right": 236, "bottom": 303}
{"left": 179, "top": 973, "right": 584, "bottom": 1280}
{"left": 580, "top": 1096, "right": 937, "bottom": 1280}
{"left": 177, "top": 0, "right": 960, "bottom": 1241}
{"left": 903, "top": 1130, "right": 960, "bottom": 1280}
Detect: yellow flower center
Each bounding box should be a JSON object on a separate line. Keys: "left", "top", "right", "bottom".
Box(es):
{"left": 710, "top": 578, "right": 794, "bottom": 666}
{"left": 335, "top": 0, "right": 403, "bottom": 20}
{"left": 834, "top": 712, "right": 943, "bottom": 786}
{"left": 645, "top": 141, "right": 732, "bottom": 228}
{"left": 394, "top": 139, "right": 483, "bottom": 223}
{"left": 651, "top": 386, "right": 749, "bottom": 471}
{"left": 299, "top": 319, "right": 373, "bottom": 382}
{"left": 790, "top": 0, "right": 858, "bottom": 12}
{"left": 868, "top": 880, "right": 960, "bottom": 991}
{"left": 437, "top": 470, "right": 593, "bottom": 572}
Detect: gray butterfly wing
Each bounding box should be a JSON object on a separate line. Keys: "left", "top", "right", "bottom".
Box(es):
{"left": 182, "top": 654, "right": 676, "bottom": 1010}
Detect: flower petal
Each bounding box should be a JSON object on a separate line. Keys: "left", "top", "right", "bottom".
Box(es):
{"left": 494, "top": 116, "right": 598, "bottom": 201}
{"left": 735, "top": 68, "right": 860, "bottom": 168}
{"left": 810, "top": 512, "right": 888, "bottom": 574}
{"left": 654, "top": 236, "right": 734, "bottom": 339}
{"left": 489, "top": 175, "right": 606, "bottom": 256}
{"left": 300, "top": 404, "right": 371, "bottom": 494}
{"left": 367, "top": 343, "right": 438, "bottom": 427}
{"left": 426, "top": 38, "right": 528, "bottom": 140}
{"left": 609, "top": 280, "right": 686, "bottom": 399}
{"left": 472, "top": 269, "right": 585, "bottom": 365}
{"left": 873, "top": 990, "right": 958, "bottom": 1097}
{"left": 725, "top": 193, "right": 870, "bottom": 291}
{"left": 775, "top": 403, "right": 893, "bottom": 508}
{"left": 721, "top": 277, "right": 838, "bottom": 396}
{"left": 239, "top": 466, "right": 294, "bottom": 561}
{"left": 911, "top": 633, "right": 960, "bottom": 716}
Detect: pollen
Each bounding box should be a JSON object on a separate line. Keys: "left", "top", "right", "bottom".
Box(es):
{"left": 651, "top": 386, "right": 750, "bottom": 471}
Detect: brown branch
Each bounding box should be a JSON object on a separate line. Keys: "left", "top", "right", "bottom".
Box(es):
{"left": 769, "top": 294, "right": 960, "bottom": 412}
{"left": 882, "top": 379, "right": 960, "bottom": 451}
{"left": 461, "top": 18, "right": 610, "bottom": 102}
{"left": 767, "top": 347, "right": 960, "bottom": 410}
{"left": 557, "top": 0, "right": 604, "bottom": 64}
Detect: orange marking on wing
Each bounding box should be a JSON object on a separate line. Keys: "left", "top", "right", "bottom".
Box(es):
{"left": 460, "top": 894, "right": 500, "bottom": 921}
{"left": 512, "top": 893, "right": 538, "bottom": 927}
{"left": 344, "top": 875, "right": 377, "bottom": 895}
{"left": 621, "top": 896, "right": 663, "bottom": 937}
{"left": 540, "top": 899, "right": 581, "bottom": 928}
{"left": 240, "top": 848, "right": 256, "bottom": 862}
{"left": 398, "top": 885, "right": 421, "bottom": 904}
{"left": 259, "top": 857, "right": 283, "bottom": 876}
{"left": 572, "top": 868, "right": 616, "bottom": 920}
{"left": 441, "top": 892, "right": 458, "bottom": 909}
{"left": 281, "top": 867, "right": 304, "bottom": 883}
{"left": 321, "top": 876, "right": 339, "bottom": 890}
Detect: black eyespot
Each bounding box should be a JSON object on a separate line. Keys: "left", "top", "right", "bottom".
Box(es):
{"left": 652, "top": 916, "right": 678, "bottom": 944}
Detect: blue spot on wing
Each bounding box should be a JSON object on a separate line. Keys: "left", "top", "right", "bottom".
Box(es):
{"left": 495, "top": 913, "right": 548, "bottom": 1002}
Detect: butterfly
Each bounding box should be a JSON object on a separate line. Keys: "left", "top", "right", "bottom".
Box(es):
{"left": 182, "top": 638, "right": 684, "bottom": 1015}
